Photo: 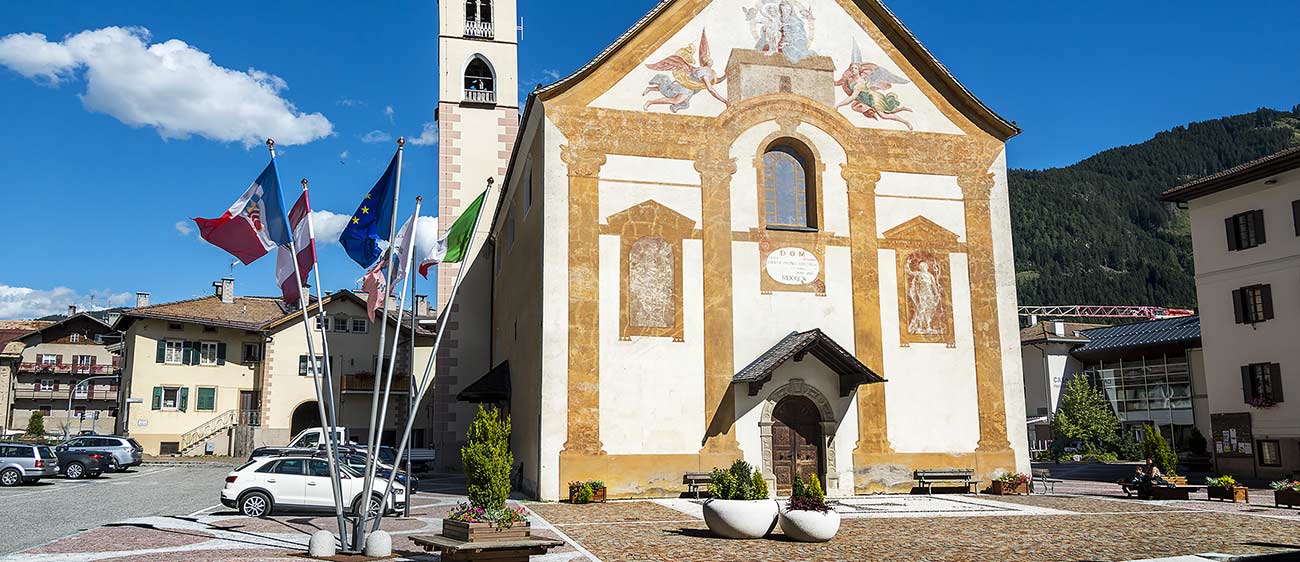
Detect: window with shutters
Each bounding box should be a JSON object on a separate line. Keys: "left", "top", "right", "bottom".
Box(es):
{"left": 164, "top": 340, "right": 184, "bottom": 365}
{"left": 196, "top": 387, "right": 216, "bottom": 411}
{"left": 39, "top": 379, "right": 53, "bottom": 392}
{"left": 1242, "top": 362, "right": 1283, "bottom": 405}
{"left": 1225, "top": 210, "right": 1265, "bottom": 251}
{"left": 161, "top": 387, "right": 181, "bottom": 410}
{"left": 315, "top": 315, "right": 332, "bottom": 331}
{"left": 39, "top": 354, "right": 58, "bottom": 365}
{"left": 299, "top": 355, "right": 326, "bottom": 376}
{"left": 242, "top": 343, "right": 262, "bottom": 363}
{"left": 199, "top": 342, "right": 219, "bottom": 366}
{"left": 1257, "top": 439, "right": 1282, "bottom": 467}
{"left": 1233, "top": 284, "right": 1274, "bottom": 324}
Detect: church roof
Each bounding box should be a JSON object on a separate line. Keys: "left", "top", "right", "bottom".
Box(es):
{"left": 733, "top": 329, "right": 883, "bottom": 397}
{"left": 532, "top": 0, "right": 1019, "bottom": 140}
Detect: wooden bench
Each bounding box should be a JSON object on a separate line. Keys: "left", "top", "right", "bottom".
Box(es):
{"left": 683, "top": 471, "right": 711, "bottom": 498}
{"left": 914, "top": 469, "right": 978, "bottom": 494}
{"left": 1120, "top": 475, "right": 1189, "bottom": 497}
{"left": 1151, "top": 486, "right": 1199, "bottom": 500}
{"left": 1031, "top": 468, "right": 1063, "bottom": 495}
{"left": 411, "top": 534, "right": 564, "bottom": 562}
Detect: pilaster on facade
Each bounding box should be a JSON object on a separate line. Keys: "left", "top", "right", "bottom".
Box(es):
{"left": 695, "top": 154, "right": 743, "bottom": 458}
{"left": 959, "top": 171, "right": 1012, "bottom": 454}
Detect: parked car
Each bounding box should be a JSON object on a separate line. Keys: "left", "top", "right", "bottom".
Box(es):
{"left": 220, "top": 456, "right": 407, "bottom": 517}
{"left": 54, "top": 449, "right": 112, "bottom": 479}
{"left": 0, "top": 442, "right": 60, "bottom": 486}
{"left": 250, "top": 428, "right": 434, "bottom": 469}
{"left": 57, "top": 435, "right": 142, "bottom": 472}
{"left": 337, "top": 451, "right": 417, "bottom": 489}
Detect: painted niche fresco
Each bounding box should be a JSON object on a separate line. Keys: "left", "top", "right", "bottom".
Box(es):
{"left": 904, "top": 251, "right": 945, "bottom": 337}
{"left": 835, "top": 41, "right": 913, "bottom": 130}
{"left": 881, "top": 216, "right": 961, "bottom": 347}
{"left": 744, "top": 0, "right": 817, "bottom": 63}
{"left": 643, "top": 29, "right": 729, "bottom": 113}
{"left": 628, "top": 237, "right": 676, "bottom": 329}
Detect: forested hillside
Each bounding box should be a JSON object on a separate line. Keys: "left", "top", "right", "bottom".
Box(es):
{"left": 1010, "top": 106, "right": 1300, "bottom": 308}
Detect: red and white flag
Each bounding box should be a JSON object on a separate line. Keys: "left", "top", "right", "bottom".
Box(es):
{"left": 360, "top": 253, "right": 387, "bottom": 321}
{"left": 275, "top": 191, "right": 316, "bottom": 304}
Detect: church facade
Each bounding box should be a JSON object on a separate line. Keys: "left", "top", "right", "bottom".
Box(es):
{"left": 439, "top": 0, "right": 1029, "bottom": 500}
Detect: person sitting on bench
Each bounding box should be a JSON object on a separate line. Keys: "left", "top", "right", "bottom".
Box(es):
{"left": 1138, "top": 458, "right": 1172, "bottom": 499}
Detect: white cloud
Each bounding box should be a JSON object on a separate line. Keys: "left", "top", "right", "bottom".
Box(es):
{"left": 384, "top": 105, "right": 395, "bottom": 124}
{"left": 174, "top": 220, "right": 194, "bottom": 236}
{"left": 339, "top": 150, "right": 349, "bottom": 160}
{"left": 0, "top": 27, "right": 333, "bottom": 146}
{"left": 408, "top": 122, "right": 438, "bottom": 146}
{"left": 309, "top": 210, "right": 351, "bottom": 245}
{"left": 0, "top": 285, "right": 132, "bottom": 320}
{"left": 337, "top": 98, "right": 365, "bottom": 107}
{"left": 361, "top": 130, "right": 392, "bottom": 144}
{"left": 542, "top": 68, "right": 562, "bottom": 82}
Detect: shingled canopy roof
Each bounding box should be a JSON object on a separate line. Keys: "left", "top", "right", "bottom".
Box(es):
{"left": 457, "top": 361, "right": 511, "bottom": 403}
{"left": 734, "top": 329, "right": 883, "bottom": 397}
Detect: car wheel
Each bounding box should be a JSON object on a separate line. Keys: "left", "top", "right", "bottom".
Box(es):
{"left": 0, "top": 468, "right": 19, "bottom": 487}
{"left": 65, "top": 462, "right": 86, "bottom": 479}
{"left": 239, "top": 492, "right": 272, "bottom": 517}
{"left": 351, "top": 493, "right": 384, "bottom": 519}
{"left": 117, "top": 465, "right": 130, "bottom": 473}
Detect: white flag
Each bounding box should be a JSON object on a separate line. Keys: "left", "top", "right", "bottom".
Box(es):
{"left": 389, "top": 214, "right": 418, "bottom": 291}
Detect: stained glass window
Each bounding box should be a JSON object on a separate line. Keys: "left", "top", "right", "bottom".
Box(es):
{"left": 763, "top": 146, "right": 810, "bottom": 228}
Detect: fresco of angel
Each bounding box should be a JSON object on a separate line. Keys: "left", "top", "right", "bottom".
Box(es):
{"left": 743, "top": 0, "right": 815, "bottom": 63}
{"left": 835, "top": 42, "right": 914, "bottom": 130}
{"left": 642, "top": 29, "right": 729, "bottom": 113}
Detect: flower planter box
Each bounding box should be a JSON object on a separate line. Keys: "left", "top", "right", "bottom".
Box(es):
{"left": 1207, "top": 485, "right": 1249, "bottom": 503}
{"left": 441, "top": 520, "right": 532, "bottom": 543}
{"left": 991, "top": 480, "right": 1028, "bottom": 495}
{"left": 568, "top": 486, "right": 607, "bottom": 504}
{"left": 1275, "top": 489, "right": 1300, "bottom": 509}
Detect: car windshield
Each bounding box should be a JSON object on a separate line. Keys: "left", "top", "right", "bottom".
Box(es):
{"left": 377, "top": 447, "right": 396, "bottom": 463}
{"left": 37, "top": 446, "right": 56, "bottom": 460}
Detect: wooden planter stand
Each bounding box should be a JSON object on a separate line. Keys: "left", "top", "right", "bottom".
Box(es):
{"left": 442, "top": 520, "right": 532, "bottom": 543}
{"left": 568, "top": 486, "right": 607, "bottom": 503}
{"left": 990, "top": 481, "right": 1027, "bottom": 495}
{"left": 1275, "top": 489, "right": 1300, "bottom": 508}
{"left": 1207, "top": 485, "right": 1249, "bottom": 503}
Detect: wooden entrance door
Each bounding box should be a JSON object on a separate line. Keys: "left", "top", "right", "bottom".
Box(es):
{"left": 772, "top": 396, "right": 823, "bottom": 495}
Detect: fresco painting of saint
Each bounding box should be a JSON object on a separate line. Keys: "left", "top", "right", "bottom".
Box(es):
{"left": 744, "top": 0, "right": 816, "bottom": 63}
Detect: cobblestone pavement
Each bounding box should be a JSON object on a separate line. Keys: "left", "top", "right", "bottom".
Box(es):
{"left": 7, "top": 469, "right": 1300, "bottom": 561}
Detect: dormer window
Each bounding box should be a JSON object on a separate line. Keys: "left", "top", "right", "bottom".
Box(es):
{"left": 465, "top": 0, "right": 493, "bottom": 38}
{"left": 464, "top": 56, "right": 496, "bottom": 105}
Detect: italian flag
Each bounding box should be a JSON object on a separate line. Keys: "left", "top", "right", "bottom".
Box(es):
{"left": 417, "top": 190, "right": 486, "bottom": 278}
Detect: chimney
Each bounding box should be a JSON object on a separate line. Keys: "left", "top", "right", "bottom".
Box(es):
{"left": 386, "top": 295, "right": 398, "bottom": 314}
{"left": 214, "top": 278, "right": 236, "bottom": 304}
{"left": 1052, "top": 321, "right": 1066, "bottom": 337}
{"left": 67, "top": 305, "right": 77, "bottom": 317}
{"left": 415, "top": 295, "right": 430, "bottom": 318}
{"left": 135, "top": 292, "right": 150, "bottom": 308}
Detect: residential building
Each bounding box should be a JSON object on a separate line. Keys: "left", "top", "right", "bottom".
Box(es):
{"left": 1, "top": 321, "right": 53, "bottom": 435}
{"left": 115, "top": 280, "right": 435, "bottom": 456}
{"left": 1163, "top": 146, "right": 1300, "bottom": 479}
{"left": 1020, "top": 321, "right": 1104, "bottom": 445}
{"left": 437, "top": 0, "right": 1031, "bottom": 500}
{"left": 8, "top": 313, "right": 120, "bottom": 437}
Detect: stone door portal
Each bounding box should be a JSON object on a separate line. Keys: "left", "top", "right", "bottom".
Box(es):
{"left": 771, "top": 395, "right": 824, "bottom": 495}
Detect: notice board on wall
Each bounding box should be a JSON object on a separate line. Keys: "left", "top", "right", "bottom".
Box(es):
{"left": 1210, "top": 412, "right": 1253, "bottom": 458}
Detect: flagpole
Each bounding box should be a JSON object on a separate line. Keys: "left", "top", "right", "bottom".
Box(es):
{"left": 404, "top": 262, "right": 417, "bottom": 519}
{"left": 372, "top": 178, "right": 493, "bottom": 529}
{"left": 365, "top": 198, "right": 421, "bottom": 532}
{"left": 300, "top": 177, "right": 350, "bottom": 550}
{"left": 356, "top": 137, "right": 404, "bottom": 550}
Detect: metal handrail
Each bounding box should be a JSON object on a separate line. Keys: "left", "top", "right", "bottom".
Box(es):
{"left": 463, "top": 89, "right": 495, "bottom": 104}
{"left": 464, "top": 19, "right": 493, "bottom": 38}
{"left": 180, "top": 409, "right": 237, "bottom": 452}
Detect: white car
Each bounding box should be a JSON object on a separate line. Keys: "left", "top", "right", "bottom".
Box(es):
{"left": 220, "top": 456, "right": 406, "bottom": 518}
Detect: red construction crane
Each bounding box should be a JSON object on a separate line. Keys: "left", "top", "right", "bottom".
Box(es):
{"left": 1018, "top": 305, "right": 1195, "bottom": 321}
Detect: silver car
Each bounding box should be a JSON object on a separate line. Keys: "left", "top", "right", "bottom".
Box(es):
{"left": 0, "top": 442, "right": 59, "bottom": 486}
{"left": 57, "top": 435, "right": 143, "bottom": 472}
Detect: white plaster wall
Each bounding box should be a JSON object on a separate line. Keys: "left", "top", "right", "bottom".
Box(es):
{"left": 793, "top": 123, "right": 849, "bottom": 236}
{"left": 598, "top": 236, "right": 706, "bottom": 455}
{"left": 599, "top": 177, "right": 701, "bottom": 228}
{"left": 588, "top": 0, "right": 962, "bottom": 134}
{"left": 538, "top": 113, "right": 571, "bottom": 500}
{"left": 988, "top": 149, "right": 1032, "bottom": 473}
{"left": 732, "top": 242, "right": 857, "bottom": 366}
{"left": 733, "top": 358, "right": 859, "bottom": 497}
{"left": 876, "top": 198, "right": 966, "bottom": 241}
{"left": 875, "top": 171, "right": 963, "bottom": 199}
{"left": 730, "top": 121, "right": 780, "bottom": 232}
{"left": 879, "top": 250, "right": 981, "bottom": 452}
{"left": 602, "top": 155, "right": 702, "bottom": 186}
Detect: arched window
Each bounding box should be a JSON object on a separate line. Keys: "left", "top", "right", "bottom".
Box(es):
{"left": 627, "top": 237, "right": 675, "bottom": 329}
{"left": 464, "top": 0, "right": 493, "bottom": 37}
{"left": 762, "top": 143, "right": 815, "bottom": 229}
{"left": 464, "top": 57, "right": 495, "bottom": 104}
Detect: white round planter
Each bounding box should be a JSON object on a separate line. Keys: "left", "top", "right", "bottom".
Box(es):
{"left": 779, "top": 507, "right": 841, "bottom": 542}
{"left": 702, "top": 499, "right": 779, "bottom": 539}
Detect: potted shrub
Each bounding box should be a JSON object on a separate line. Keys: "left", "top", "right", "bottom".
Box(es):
{"left": 442, "top": 406, "right": 532, "bottom": 543}
{"left": 568, "top": 480, "right": 607, "bottom": 504}
{"left": 991, "top": 472, "right": 1030, "bottom": 495}
{"left": 1271, "top": 480, "right": 1300, "bottom": 508}
{"left": 1205, "top": 475, "right": 1249, "bottom": 503}
{"left": 778, "top": 474, "right": 840, "bottom": 542}
{"left": 701, "top": 460, "right": 778, "bottom": 540}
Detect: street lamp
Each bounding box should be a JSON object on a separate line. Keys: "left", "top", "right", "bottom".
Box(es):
{"left": 62, "top": 374, "right": 120, "bottom": 440}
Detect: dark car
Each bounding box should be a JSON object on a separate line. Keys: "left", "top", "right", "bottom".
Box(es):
{"left": 54, "top": 449, "right": 111, "bottom": 479}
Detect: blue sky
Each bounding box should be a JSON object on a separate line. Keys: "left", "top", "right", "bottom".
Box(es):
{"left": 0, "top": 0, "right": 1297, "bottom": 319}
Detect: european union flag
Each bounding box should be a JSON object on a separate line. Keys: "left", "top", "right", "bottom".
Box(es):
{"left": 340, "top": 151, "right": 399, "bottom": 268}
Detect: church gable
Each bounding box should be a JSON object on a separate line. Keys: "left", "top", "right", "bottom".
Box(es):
{"left": 579, "top": 0, "right": 969, "bottom": 135}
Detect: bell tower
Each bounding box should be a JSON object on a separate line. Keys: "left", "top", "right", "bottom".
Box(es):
{"left": 432, "top": 0, "right": 519, "bottom": 466}
{"left": 437, "top": 0, "right": 519, "bottom": 310}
